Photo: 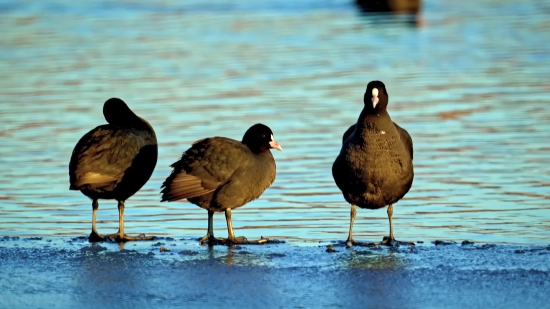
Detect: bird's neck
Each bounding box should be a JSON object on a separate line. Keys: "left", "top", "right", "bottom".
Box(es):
{"left": 118, "top": 115, "right": 155, "bottom": 133}
{"left": 136, "top": 116, "right": 156, "bottom": 134}
{"left": 355, "top": 108, "right": 391, "bottom": 134}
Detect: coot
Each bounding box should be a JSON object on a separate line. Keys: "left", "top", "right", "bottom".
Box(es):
{"left": 160, "top": 123, "right": 281, "bottom": 245}
{"left": 69, "top": 98, "right": 158, "bottom": 242}
{"left": 332, "top": 81, "right": 414, "bottom": 246}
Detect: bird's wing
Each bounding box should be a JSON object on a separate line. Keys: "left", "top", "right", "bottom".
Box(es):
{"left": 69, "top": 126, "right": 146, "bottom": 189}
{"left": 342, "top": 124, "right": 356, "bottom": 144}
{"left": 160, "top": 137, "right": 249, "bottom": 202}
{"left": 393, "top": 122, "right": 413, "bottom": 160}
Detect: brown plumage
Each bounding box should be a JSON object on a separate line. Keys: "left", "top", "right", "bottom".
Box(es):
{"left": 332, "top": 81, "right": 414, "bottom": 246}
{"left": 69, "top": 98, "right": 157, "bottom": 242}
{"left": 161, "top": 123, "right": 282, "bottom": 245}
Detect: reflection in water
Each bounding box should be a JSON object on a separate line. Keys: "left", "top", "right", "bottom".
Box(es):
{"left": 341, "top": 249, "right": 406, "bottom": 270}
{"left": 0, "top": 0, "right": 549, "bottom": 245}
{"left": 213, "top": 247, "right": 271, "bottom": 267}
{"left": 70, "top": 245, "right": 157, "bottom": 303}
{"left": 2, "top": 242, "right": 547, "bottom": 308}
{"left": 217, "top": 248, "right": 237, "bottom": 266}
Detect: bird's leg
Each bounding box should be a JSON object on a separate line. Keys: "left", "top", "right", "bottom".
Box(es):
{"left": 118, "top": 200, "right": 126, "bottom": 240}
{"left": 345, "top": 204, "right": 357, "bottom": 247}
{"left": 109, "top": 200, "right": 155, "bottom": 242}
{"left": 381, "top": 204, "right": 395, "bottom": 246}
{"left": 88, "top": 199, "right": 105, "bottom": 242}
{"left": 226, "top": 208, "right": 236, "bottom": 241}
{"left": 199, "top": 210, "right": 215, "bottom": 243}
{"left": 344, "top": 204, "right": 379, "bottom": 247}
{"left": 381, "top": 204, "right": 414, "bottom": 246}
{"left": 108, "top": 200, "right": 126, "bottom": 241}
{"left": 221, "top": 208, "right": 267, "bottom": 245}
{"left": 199, "top": 210, "right": 226, "bottom": 245}
{"left": 388, "top": 203, "right": 394, "bottom": 240}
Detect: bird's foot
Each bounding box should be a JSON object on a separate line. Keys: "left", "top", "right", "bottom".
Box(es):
{"left": 198, "top": 234, "right": 229, "bottom": 246}
{"left": 381, "top": 236, "right": 396, "bottom": 246}
{"left": 198, "top": 234, "right": 210, "bottom": 244}
{"left": 227, "top": 236, "right": 269, "bottom": 245}
{"left": 200, "top": 234, "right": 276, "bottom": 246}
{"left": 88, "top": 230, "right": 106, "bottom": 242}
{"left": 230, "top": 236, "right": 269, "bottom": 245}
{"left": 345, "top": 238, "right": 379, "bottom": 247}
{"left": 381, "top": 236, "right": 415, "bottom": 247}
{"left": 203, "top": 236, "right": 269, "bottom": 246}
{"left": 108, "top": 233, "right": 156, "bottom": 243}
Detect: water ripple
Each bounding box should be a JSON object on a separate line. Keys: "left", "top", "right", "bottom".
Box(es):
{"left": 0, "top": 0, "right": 549, "bottom": 245}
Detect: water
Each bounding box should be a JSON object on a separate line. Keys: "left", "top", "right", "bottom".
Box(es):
{"left": 1, "top": 0, "right": 550, "bottom": 245}
{"left": 1, "top": 238, "right": 549, "bottom": 308}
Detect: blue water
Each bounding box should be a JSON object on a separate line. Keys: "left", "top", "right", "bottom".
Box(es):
{"left": 1, "top": 238, "right": 549, "bottom": 309}
{"left": 0, "top": 0, "right": 549, "bottom": 245}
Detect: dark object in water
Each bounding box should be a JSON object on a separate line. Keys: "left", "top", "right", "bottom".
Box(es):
{"left": 332, "top": 81, "right": 414, "bottom": 247}
{"left": 161, "top": 123, "right": 282, "bottom": 246}
{"left": 69, "top": 98, "right": 157, "bottom": 243}
{"left": 355, "top": 0, "right": 423, "bottom": 26}
{"left": 326, "top": 247, "right": 338, "bottom": 253}
{"left": 355, "top": 0, "right": 421, "bottom": 14}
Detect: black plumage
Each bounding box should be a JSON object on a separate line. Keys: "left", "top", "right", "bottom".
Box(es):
{"left": 355, "top": 0, "right": 423, "bottom": 26}
{"left": 355, "top": 0, "right": 421, "bottom": 14}
{"left": 69, "top": 98, "right": 157, "bottom": 242}
{"left": 332, "top": 81, "right": 414, "bottom": 246}
{"left": 161, "top": 123, "right": 282, "bottom": 245}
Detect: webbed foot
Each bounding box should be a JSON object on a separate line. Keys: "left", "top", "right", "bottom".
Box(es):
{"left": 108, "top": 233, "right": 155, "bottom": 243}
{"left": 88, "top": 230, "right": 106, "bottom": 242}
{"left": 199, "top": 234, "right": 229, "bottom": 246}
{"left": 381, "top": 236, "right": 415, "bottom": 247}
{"left": 203, "top": 235, "right": 269, "bottom": 246}
{"left": 345, "top": 238, "right": 379, "bottom": 247}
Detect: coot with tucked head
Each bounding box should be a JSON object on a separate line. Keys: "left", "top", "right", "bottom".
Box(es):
{"left": 161, "top": 123, "right": 282, "bottom": 245}
{"left": 332, "top": 81, "right": 414, "bottom": 246}
{"left": 69, "top": 98, "right": 158, "bottom": 242}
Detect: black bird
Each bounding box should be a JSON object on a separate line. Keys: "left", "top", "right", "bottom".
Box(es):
{"left": 161, "top": 123, "right": 282, "bottom": 245}
{"left": 355, "top": 0, "right": 421, "bottom": 14}
{"left": 355, "top": 0, "right": 423, "bottom": 26}
{"left": 332, "top": 81, "right": 414, "bottom": 246}
{"left": 69, "top": 98, "right": 158, "bottom": 242}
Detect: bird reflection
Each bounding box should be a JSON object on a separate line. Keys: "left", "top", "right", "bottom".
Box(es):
{"left": 343, "top": 249, "right": 406, "bottom": 270}
{"left": 209, "top": 246, "right": 268, "bottom": 267}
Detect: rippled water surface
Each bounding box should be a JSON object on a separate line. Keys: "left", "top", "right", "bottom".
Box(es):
{"left": 1, "top": 0, "right": 549, "bottom": 245}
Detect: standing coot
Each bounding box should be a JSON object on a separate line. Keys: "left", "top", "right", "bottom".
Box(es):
{"left": 160, "top": 123, "right": 282, "bottom": 245}
{"left": 332, "top": 81, "right": 414, "bottom": 246}
{"left": 69, "top": 98, "right": 158, "bottom": 242}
